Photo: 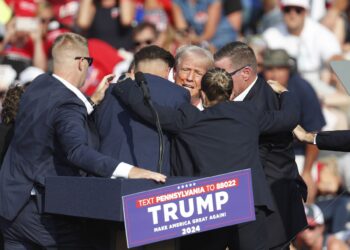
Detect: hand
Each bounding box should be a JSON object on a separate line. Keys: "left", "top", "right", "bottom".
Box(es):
{"left": 293, "top": 125, "right": 307, "bottom": 141}
{"left": 267, "top": 80, "right": 288, "bottom": 94}
{"left": 293, "top": 125, "right": 316, "bottom": 144}
{"left": 128, "top": 167, "right": 167, "bottom": 183}
{"left": 29, "top": 27, "right": 42, "bottom": 42}
{"left": 90, "top": 74, "right": 115, "bottom": 104}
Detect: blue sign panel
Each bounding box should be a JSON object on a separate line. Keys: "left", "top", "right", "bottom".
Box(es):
{"left": 122, "top": 169, "right": 255, "bottom": 248}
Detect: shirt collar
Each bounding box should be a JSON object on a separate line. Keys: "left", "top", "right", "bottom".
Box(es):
{"left": 196, "top": 99, "right": 204, "bottom": 111}
{"left": 233, "top": 76, "right": 258, "bottom": 102}
{"left": 52, "top": 74, "right": 94, "bottom": 114}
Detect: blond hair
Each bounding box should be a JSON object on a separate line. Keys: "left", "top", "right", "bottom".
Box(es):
{"left": 51, "top": 32, "right": 88, "bottom": 68}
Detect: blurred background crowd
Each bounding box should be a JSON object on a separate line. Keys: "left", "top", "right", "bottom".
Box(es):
{"left": 1, "top": 0, "right": 350, "bottom": 249}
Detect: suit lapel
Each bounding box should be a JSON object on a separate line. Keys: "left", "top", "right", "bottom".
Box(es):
{"left": 243, "top": 77, "right": 262, "bottom": 101}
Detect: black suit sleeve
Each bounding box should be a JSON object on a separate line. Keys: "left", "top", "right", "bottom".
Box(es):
{"left": 113, "top": 79, "right": 197, "bottom": 134}
{"left": 316, "top": 130, "right": 350, "bottom": 152}
{"left": 258, "top": 91, "right": 300, "bottom": 134}
{"left": 53, "top": 102, "right": 119, "bottom": 177}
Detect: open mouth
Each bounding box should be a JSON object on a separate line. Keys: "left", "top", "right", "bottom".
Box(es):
{"left": 182, "top": 83, "right": 194, "bottom": 89}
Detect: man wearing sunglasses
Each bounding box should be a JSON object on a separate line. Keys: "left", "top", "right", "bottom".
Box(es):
{"left": 262, "top": 0, "right": 341, "bottom": 97}
{"left": 132, "top": 22, "right": 158, "bottom": 52}
{"left": 0, "top": 32, "right": 166, "bottom": 249}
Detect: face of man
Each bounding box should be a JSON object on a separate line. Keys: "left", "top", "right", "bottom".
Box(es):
{"left": 215, "top": 57, "right": 247, "bottom": 98}
{"left": 38, "top": 5, "right": 54, "bottom": 36}
{"left": 133, "top": 27, "right": 157, "bottom": 52}
{"left": 282, "top": 5, "right": 306, "bottom": 34}
{"left": 174, "top": 54, "right": 209, "bottom": 105}
{"left": 263, "top": 66, "right": 290, "bottom": 88}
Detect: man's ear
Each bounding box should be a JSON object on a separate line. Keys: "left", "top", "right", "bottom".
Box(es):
{"left": 77, "top": 58, "right": 83, "bottom": 71}
{"left": 240, "top": 67, "right": 251, "bottom": 81}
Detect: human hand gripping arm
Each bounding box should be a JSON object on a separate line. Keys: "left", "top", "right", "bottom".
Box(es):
{"left": 295, "top": 128, "right": 350, "bottom": 152}
{"left": 112, "top": 78, "right": 192, "bottom": 134}
{"left": 293, "top": 125, "right": 317, "bottom": 144}
{"left": 89, "top": 74, "right": 115, "bottom": 106}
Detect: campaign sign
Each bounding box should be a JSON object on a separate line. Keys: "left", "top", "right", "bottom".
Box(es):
{"left": 122, "top": 169, "right": 255, "bottom": 248}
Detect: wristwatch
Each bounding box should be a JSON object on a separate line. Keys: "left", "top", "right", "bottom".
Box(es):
{"left": 87, "top": 97, "right": 97, "bottom": 108}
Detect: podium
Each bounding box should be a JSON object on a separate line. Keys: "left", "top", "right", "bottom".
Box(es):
{"left": 45, "top": 176, "right": 196, "bottom": 222}
{"left": 44, "top": 176, "right": 196, "bottom": 249}
{"left": 44, "top": 171, "right": 255, "bottom": 249}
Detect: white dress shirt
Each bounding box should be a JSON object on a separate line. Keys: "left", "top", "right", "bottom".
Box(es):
{"left": 233, "top": 76, "right": 258, "bottom": 102}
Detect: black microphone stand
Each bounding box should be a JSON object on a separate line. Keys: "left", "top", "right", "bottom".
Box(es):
{"left": 135, "top": 72, "right": 164, "bottom": 174}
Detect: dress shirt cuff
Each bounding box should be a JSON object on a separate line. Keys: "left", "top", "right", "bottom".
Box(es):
{"left": 111, "top": 162, "right": 134, "bottom": 179}
{"left": 313, "top": 134, "right": 317, "bottom": 145}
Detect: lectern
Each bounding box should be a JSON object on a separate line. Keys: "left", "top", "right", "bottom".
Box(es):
{"left": 44, "top": 177, "right": 196, "bottom": 249}
{"left": 44, "top": 170, "right": 255, "bottom": 249}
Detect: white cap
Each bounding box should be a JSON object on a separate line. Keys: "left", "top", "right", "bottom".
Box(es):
{"left": 19, "top": 66, "right": 44, "bottom": 85}
{"left": 281, "top": 0, "right": 310, "bottom": 9}
{"left": 0, "top": 65, "right": 16, "bottom": 90}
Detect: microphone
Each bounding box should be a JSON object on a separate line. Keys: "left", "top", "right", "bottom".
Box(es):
{"left": 135, "top": 72, "right": 151, "bottom": 101}
{"left": 134, "top": 72, "right": 164, "bottom": 174}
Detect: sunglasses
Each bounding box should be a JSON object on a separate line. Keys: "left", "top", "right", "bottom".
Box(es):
{"left": 229, "top": 65, "right": 250, "bottom": 76}
{"left": 75, "top": 57, "right": 93, "bottom": 66}
{"left": 282, "top": 6, "right": 305, "bottom": 14}
{"left": 134, "top": 39, "right": 154, "bottom": 47}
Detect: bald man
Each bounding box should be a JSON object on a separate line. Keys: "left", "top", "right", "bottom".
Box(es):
{"left": 0, "top": 33, "right": 165, "bottom": 249}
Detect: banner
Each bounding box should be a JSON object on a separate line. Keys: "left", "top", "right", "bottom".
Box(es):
{"left": 122, "top": 169, "right": 255, "bottom": 248}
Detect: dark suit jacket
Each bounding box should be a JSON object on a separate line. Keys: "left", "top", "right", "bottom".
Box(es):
{"left": 317, "top": 130, "right": 350, "bottom": 151}
{"left": 0, "top": 73, "right": 119, "bottom": 221}
{"left": 113, "top": 79, "right": 300, "bottom": 212}
{"left": 94, "top": 74, "right": 189, "bottom": 176}
{"left": 0, "top": 123, "right": 13, "bottom": 165}
{"left": 244, "top": 76, "right": 307, "bottom": 247}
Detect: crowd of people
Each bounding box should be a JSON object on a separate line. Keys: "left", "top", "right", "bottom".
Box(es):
{"left": 0, "top": 0, "right": 350, "bottom": 249}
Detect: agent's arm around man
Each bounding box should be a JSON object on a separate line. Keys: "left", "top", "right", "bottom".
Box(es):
{"left": 112, "top": 74, "right": 198, "bottom": 134}
{"left": 0, "top": 32, "right": 165, "bottom": 249}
